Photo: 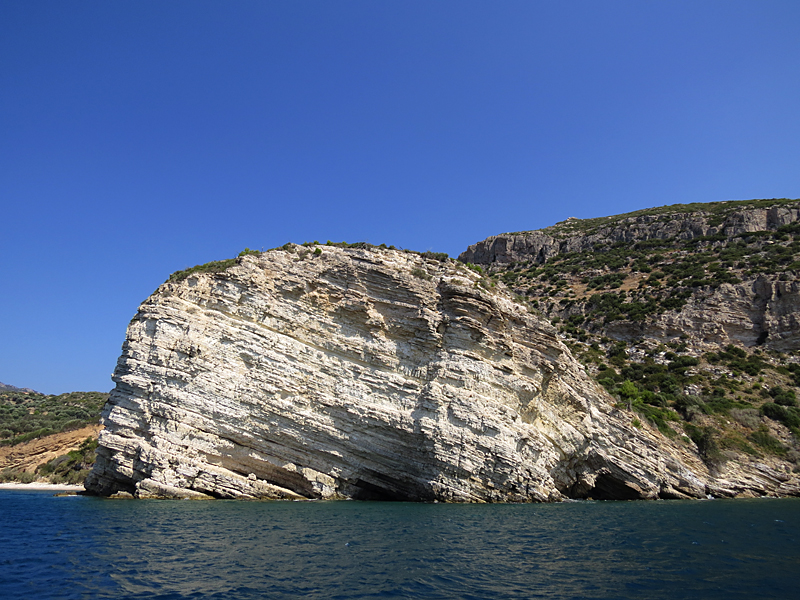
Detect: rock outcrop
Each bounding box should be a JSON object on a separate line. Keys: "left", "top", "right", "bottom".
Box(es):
{"left": 86, "top": 246, "right": 716, "bottom": 501}
{"left": 459, "top": 200, "right": 800, "bottom": 352}
{"left": 0, "top": 424, "right": 101, "bottom": 474}
{"left": 460, "top": 201, "right": 800, "bottom": 267}
{"left": 600, "top": 277, "right": 800, "bottom": 351}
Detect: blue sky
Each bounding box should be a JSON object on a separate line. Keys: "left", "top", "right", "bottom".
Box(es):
{"left": 2, "top": 1, "right": 799, "bottom": 394}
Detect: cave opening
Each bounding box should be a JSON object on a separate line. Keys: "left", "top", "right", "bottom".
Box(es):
{"left": 587, "top": 473, "right": 644, "bottom": 501}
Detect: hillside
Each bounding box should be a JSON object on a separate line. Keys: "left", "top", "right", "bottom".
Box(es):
{"left": 0, "top": 389, "right": 107, "bottom": 483}
{"left": 0, "top": 381, "right": 39, "bottom": 394}
{"left": 0, "top": 426, "right": 102, "bottom": 484}
{"left": 459, "top": 198, "right": 800, "bottom": 479}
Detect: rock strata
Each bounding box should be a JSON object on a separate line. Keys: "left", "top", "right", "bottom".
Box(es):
{"left": 86, "top": 246, "right": 713, "bottom": 501}
{"left": 460, "top": 202, "right": 800, "bottom": 267}
{"left": 460, "top": 200, "right": 800, "bottom": 352}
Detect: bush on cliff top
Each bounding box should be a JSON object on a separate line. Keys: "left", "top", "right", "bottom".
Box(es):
{"left": 168, "top": 244, "right": 451, "bottom": 284}
{"left": 168, "top": 258, "right": 239, "bottom": 283}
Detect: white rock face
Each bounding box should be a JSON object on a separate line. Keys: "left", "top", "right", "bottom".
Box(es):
{"left": 86, "top": 246, "right": 712, "bottom": 501}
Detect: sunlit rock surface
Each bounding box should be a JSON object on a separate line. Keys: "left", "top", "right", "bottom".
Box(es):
{"left": 88, "top": 246, "right": 733, "bottom": 501}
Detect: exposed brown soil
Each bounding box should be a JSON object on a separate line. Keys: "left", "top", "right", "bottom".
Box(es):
{"left": 0, "top": 425, "right": 102, "bottom": 473}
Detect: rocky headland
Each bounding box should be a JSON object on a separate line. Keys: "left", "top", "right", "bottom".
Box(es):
{"left": 85, "top": 199, "right": 800, "bottom": 501}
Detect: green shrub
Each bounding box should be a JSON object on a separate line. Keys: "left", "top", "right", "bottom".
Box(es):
{"left": 748, "top": 428, "right": 786, "bottom": 455}
{"left": 0, "top": 468, "right": 36, "bottom": 483}
{"left": 411, "top": 268, "right": 431, "bottom": 280}
{"left": 760, "top": 402, "right": 800, "bottom": 431}
{"left": 668, "top": 356, "right": 699, "bottom": 373}
{"left": 761, "top": 402, "right": 788, "bottom": 421}
{"left": 719, "top": 432, "right": 760, "bottom": 456}
{"left": 674, "top": 395, "right": 708, "bottom": 420}
{"left": 770, "top": 387, "right": 797, "bottom": 406}
{"left": 168, "top": 258, "right": 237, "bottom": 283}
{"left": 465, "top": 263, "right": 484, "bottom": 274}
{"left": 684, "top": 424, "right": 722, "bottom": 463}
{"left": 420, "top": 251, "right": 449, "bottom": 262}
{"left": 36, "top": 437, "right": 98, "bottom": 483}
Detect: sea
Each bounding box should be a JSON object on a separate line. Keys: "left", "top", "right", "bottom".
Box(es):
{"left": 0, "top": 491, "right": 798, "bottom": 599}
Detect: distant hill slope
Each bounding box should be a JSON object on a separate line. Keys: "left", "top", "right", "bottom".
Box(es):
{"left": 0, "top": 381, "right": 39, "bottom": 395}
{"left": 0, "top": 425, "right": 101, "bottom": 484}
{"left": 0, "top": 389, "right": 107, "bottom": 445}
{"left": 459, "top": 198, "right": 800, "bottom": 481}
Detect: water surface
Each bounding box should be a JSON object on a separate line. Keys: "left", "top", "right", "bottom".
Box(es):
{"left": 1, "top": 491, "right": 798, "bottom": 599}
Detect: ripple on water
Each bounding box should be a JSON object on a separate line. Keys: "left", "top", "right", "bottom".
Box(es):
{"left": 0, "top": 493, "right": 799, "bottom": 599}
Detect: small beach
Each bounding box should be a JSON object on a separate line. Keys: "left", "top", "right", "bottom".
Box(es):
{"left": 0, "top": 482, "right": 84, "bottom": 491}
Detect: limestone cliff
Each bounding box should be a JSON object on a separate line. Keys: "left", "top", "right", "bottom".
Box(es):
{"left": 87, "top": 245, "right": 722, "bottom": 501}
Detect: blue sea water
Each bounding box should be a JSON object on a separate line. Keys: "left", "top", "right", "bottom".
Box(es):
{"left": 0, "top": 491, "right": 798, "bottom": 599}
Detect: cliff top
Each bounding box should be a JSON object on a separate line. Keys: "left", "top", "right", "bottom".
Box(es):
{"left": 509, "top": 197, "right": 800, "bottom": 238}
{"left": 166, "top": 242, "right": 451, "bottom": 285}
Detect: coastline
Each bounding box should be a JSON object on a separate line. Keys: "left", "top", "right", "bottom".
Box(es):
{"left": 0, "top": 482, "right": 85, "bottom": 491}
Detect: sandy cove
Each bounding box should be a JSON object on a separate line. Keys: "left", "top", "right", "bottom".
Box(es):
{"left": 0, "top": 482, "right": 85, "bottom": 491}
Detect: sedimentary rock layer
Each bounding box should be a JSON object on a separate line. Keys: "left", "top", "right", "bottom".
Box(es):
{"left": 86, "top": 246, "right": 714, "bottom": 501}
{"left": 460, "top": 204, "right": 800, "bottom": 266}
{"left": 0, "top": 425, "right": 101, "bottom": 474}
{"left": 460, "top": 202, "right": 800, "bottom": 351}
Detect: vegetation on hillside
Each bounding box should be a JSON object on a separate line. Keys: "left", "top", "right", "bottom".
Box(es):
{"left": 167, "top": 248, "right": 261, "bottom": 283}
{"left": 496, "top": 219, "right": 800, "bottom": 324}
{"left": 475, "top": 199, "right": 800, "bottom": 469}
{"left": 37, "top": 437, "right": 99, "bottom": 484}
{"left": 0, "top": 436, "right": 99, "bottom": 485}
{"left": 508, "top": 197, "right": 799, "bottom": 237}
{"left": 0, "top": 390, "right": 107, "bottom": 446}
{"left": 0, "top": 389, "right": 106, "bottom": 484}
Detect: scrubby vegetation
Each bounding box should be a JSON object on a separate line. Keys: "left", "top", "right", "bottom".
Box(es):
{"left": 508, "top": 197, "right": 799, "bottom": 237}
{"left": 0, "top": 437, "right": 99, "bottom": 485}
{"left": 494, "top": 218, "right": 800, "bottom": 324}
{"left": 167, "top": 248, "right": 262, "bottom": 283}
{"left": 36, "top": 437, "right": 99, "bottom": 484}
{"left": 0, "top": 389, "right": 104, "bottom": 484}
{"left": 477, "top": 199, "right": 800, "bottom": 469}
{"left": 0, "top": 390, "right": 107, "bottom": 446}
{"left": 168, "top": 242, "right": 452, "bottom": 283}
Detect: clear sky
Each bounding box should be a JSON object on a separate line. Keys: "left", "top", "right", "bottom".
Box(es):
{"left": 2, "top": 1, "right": 799, "bottom": 394}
